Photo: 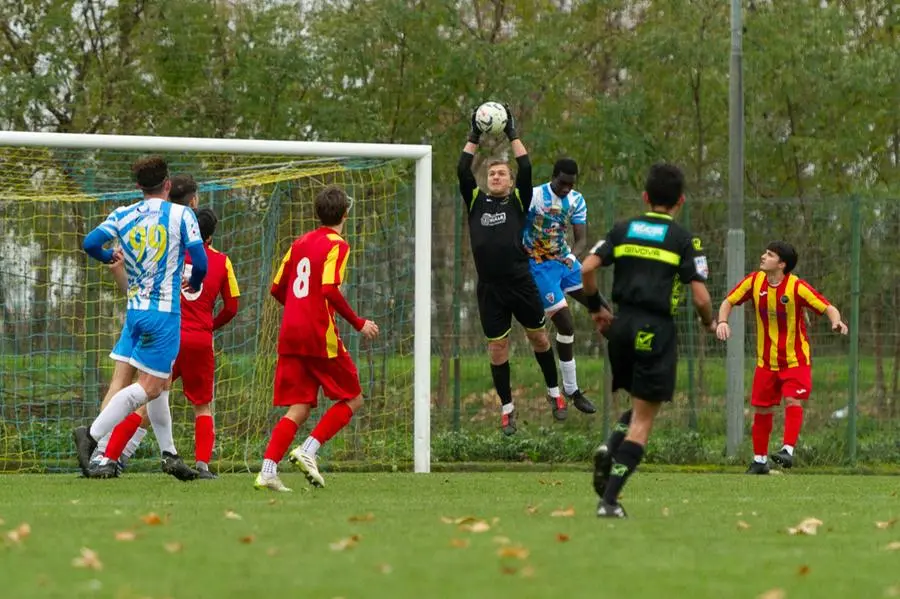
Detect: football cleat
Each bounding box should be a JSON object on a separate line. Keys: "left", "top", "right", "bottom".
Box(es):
{"left": 597, "top": 501, "right": 628, "bottom": 519}
{"left": 568, "top": 390, "right": 597, "bottom": 414}
{"left": 197, "top": 469, "right": 218, "bottom": 480}
{"left": 254, "top": 473, "right": 292, "bottom": 492}
{"left": 161, "top": 452, "right": 199, "bottom": 482}
{"left": 73, "top": 426, "right": 98, "bottom": 478}
{"left": 87, "top": 459, "right": 119, "bottom": 479}
{"left": 769, "top": 448, "right": 793, "bottom": 469}
{"left": 592, "top": 444, "right": 612, "bottom": 497}
{"left": 746, "top": 460, "right": 770, "bottom": 475}
{"left": 501, "top": 410, "right": 517, "bottom": 436}
{"left": 288, "top": 448, "right": 325, "bottom": 488}
{"left": 547, "top": 395, "right": 568, "bottom": 421}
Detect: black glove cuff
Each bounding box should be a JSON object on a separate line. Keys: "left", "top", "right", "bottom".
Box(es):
{"left": 467, "top": 132, "right": 481, "bottom": 144}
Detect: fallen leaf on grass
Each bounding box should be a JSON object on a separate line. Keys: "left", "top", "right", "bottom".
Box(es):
{"left": 662, "top": 507, "right": 670, "bottom": 517}
{"left": 737, "top": 521, "right": 751, "bottom": 530}
{"left": 884, "top": 586, "right": 900, "bottom": 597}
{"left": 520, "top": 565, "right": 535, "bottom": 578}
{"left": 449, "top": 538, "right": 470, "bottom": 548}
{"left": 757, "top": 588, "right": 785, "bottom": 599}
{"left": 114, "top": 531, "right": 137, "bottom": 541}
{"left": 550, "top": 507, "right": 575, "bottom": 518}
{"left": 876, "top": 519, "right": 898, "bottom": 530}
{"left": 556, "top": 533, "right": 570, "bottom": 543}
{"left": 492, "top": 536, "right": 511, "bottom": 545}
{"left": 7, "top": 522, "right": 31, "bottom": 543}
{"left": 72, "top": 548, "right": 103, "bottom": 571}
{"left": 239, "top": 535, "right": 255, "bottom": 544}
{"left": 267, "top": 499, "right": 279, "bottom": 506}
{"left": 787, "top": 517, "right": 823, "bottom": 536}
{"left": 441, "top": 516, "right": 476, "bottom": 525}
{"left": 164, "top": 542, "right": 183, "bottom": 554}
{"left": 497, "top": 545, "right": 530, "bottom": 560}
{"left": 459, "top": 520, "right": 491, "bottom": 533}
{"left": 538, "top": 479, "right": 563, "bottom": 486}
{"left": 377, "top": 563, "right": 393, "bottom": 574}
{"left": 70, "top": 500, "right": 80, "bottom": 505}
{"left": 329, "top": 535, "right": 361, "bottom": 551}
{"left": 348, "top": 513, "right": 375, "bottom": 523}
{"left": 266, "top": 547, "right": 279, "bottom": 557}
{"left": 224, "top": 510, "right": 242, "bottom": 520}
{"left": 501, "top": 566, "right": 518, "bottom": 575}
{"left": 884, "top": 541, "right": 900, "bottom": 551}
{"left": 525, "top": 505, "right": 540, "bottom": 515}
{"left": 140, "top": 513, "right": 163, "bottom": 526}
{"left": 797, "top": 565, "right": 810, "bottom": 576}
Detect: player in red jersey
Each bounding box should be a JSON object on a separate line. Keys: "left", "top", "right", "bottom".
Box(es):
{"left": 95, "top": 179, "right": 240, "bottom": 478}
{"left": 254, "top": 185, "right": 379, "bottom": 493}
{"left": 716, "top": 241, "right": 847, "bottom": 474}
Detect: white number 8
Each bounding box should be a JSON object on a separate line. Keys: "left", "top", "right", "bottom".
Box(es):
{"left": 292, "top": 257, "right": 311, "bottom": 298}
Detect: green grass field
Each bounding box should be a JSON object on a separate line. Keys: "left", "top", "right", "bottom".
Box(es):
{"left": 2, "top": 471, "right": 899, "bottom": 599}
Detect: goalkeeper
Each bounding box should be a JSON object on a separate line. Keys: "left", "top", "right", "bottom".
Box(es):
{"left": 457, "top": 104, "right": 563, "bottom": 435}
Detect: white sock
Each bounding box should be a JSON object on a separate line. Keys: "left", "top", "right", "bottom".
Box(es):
{"left": 301, "top": 436, "right": 321, "bottom": 457}
{"left": 547, "top": 386, "right": 561, "bottom": 399}
{"left": 122, "top": 427, "right": 147, "bottom": 459}
{"left": 754, "top": 455, "right": 767, "bottom": 464}
{"left": 146, "top": 391, "right": 176, "bottom": 455}
{"left": 560, "top": 359, "right": 578, "bottom": 395}
{"left": 196, "top": 461, "right": 209, "bottom": 472}
{"left": 501, "top": 403, "right": 515, "bottom": 415}
{"left": 89, "top": 383, "right": 148, "bottom": 441}
{"left": 96, "top": 432, "right": 111, "bottom": 454}
{"left": 783, "top": 445, "right": 794, "bottom": 456}
{"left": 262, "top": 458, "right": 278, "bottom": 477}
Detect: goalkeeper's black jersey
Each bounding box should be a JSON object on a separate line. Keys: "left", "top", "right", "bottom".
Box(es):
{"left": 457, "top": 152, "right": 532, "bottom": 283}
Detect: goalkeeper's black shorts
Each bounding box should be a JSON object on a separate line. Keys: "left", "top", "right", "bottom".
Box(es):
{"left": 476, "top": 276, "right": 546, "bottom": 341}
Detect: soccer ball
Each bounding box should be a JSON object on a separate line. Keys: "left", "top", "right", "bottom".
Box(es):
{"left": 474, "top": 101, "right": 508, "bottom": 134}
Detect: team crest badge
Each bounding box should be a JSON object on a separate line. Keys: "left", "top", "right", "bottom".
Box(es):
{"left": 545, "top": 293, "right": 555, "bottom": 304}
{"left": 780, "top": 295, "right": 789, "bottom": 304}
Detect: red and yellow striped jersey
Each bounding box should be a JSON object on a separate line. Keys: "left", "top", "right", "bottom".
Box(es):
{"left": 726, "top": 271, "right": 830, "bottom": 370}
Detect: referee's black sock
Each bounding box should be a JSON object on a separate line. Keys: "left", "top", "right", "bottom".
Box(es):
{"left": 602, "top": 440, "right": 644, "bottom": 506}
{"left": 607, "top": 410, "right": 633, "bottom": 455}
{"left": 490, "top": 362, "right": 513, "bottom": 407}
{"left": 533, "top": 348, "right": 559, "bottom": 389}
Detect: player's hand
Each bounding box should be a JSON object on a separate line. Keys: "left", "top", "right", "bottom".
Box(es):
{"left": 503, "top": 104, "right": 519, "bottom": 141}
{"left": 591, "top": 308, "right": 613, "bottom": 335}
{"left": 715, "top": 321, "right": 730, "bottom": 340}
{"left": 108, "top": 247, "right": 124, "bottom": 267}
{"left": 832, "top": 320, "right": 849, "bottom": 335}
{"left": 182, "top": 278, "right": 200, "bottom": 295}
{"left": 360, "top": 320, "right": 379, "bottom": 340}
{"left": 467, "top": 107, "right": 481, "bottom": 144}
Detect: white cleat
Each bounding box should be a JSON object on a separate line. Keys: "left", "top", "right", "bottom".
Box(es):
{"left": 288, "top": 448, "right": 325, "bottom": 488}
{"left": 253, "top": 473, "right": 292, "bottom": 492}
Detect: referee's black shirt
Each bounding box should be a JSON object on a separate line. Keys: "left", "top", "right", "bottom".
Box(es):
{"left": 457, "top": 152, "right": 532, "bottom": 283}
{"left": 592, "top": 211, "right": 708, "bottom": 318}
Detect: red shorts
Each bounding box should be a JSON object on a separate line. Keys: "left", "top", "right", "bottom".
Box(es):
{"left": 172, "top": 336, "right": 215, "bottom": 406}
{"left": 751, "top": 365, "right": 812, "bottom": 408}
{"left": 273, "top": 353, "right": 361, "bottom": 407}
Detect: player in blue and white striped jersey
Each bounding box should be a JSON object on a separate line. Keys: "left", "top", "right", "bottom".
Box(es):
{"left": 74, "top": 155, "right": 208, "bottom": 481}
{"left": 523, "top": 158, "right": 609, "bottom": 419}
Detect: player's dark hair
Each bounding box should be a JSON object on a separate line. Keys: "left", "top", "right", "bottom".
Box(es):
{"left": 132, "top": 155, "right": 169, "bottom": 194}
{"left": 552, "top": 158, "right": 578, "bottom": 178}
{"left": 315, "top": 185, "right": 351, "bottom": 226}
{"left": 766, "top": 240, "right": 798, "bottom": 274}
{"left": 197, "top": 207, "right": 218, "bottom": 242}
{"left": 644, "top": 163, "right": 684, "bottom": 208}
{"left": 169, "top": 173, "right": 198, "bottom": 205}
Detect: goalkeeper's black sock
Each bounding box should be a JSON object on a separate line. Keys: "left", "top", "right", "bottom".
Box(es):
{"left": 490, "top": 362, "right": 513, "bottom": 406}
{"left": 533, "top": 348, "right": 559, "bottom": 389}
{"left": 602, "top": 440, "right": 644, "bottom": 506}
{"left": 607, "top": 410, "right": 633, "bottom": 455}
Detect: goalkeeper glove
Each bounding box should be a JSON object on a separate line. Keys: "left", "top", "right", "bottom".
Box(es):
{"left": 503, "top": 104, "right": 519, "bottom": 141}
{"left": 467, "top": 107, "right": 482, "bottom": 144}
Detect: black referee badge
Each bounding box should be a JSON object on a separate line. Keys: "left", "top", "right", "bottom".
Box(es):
{"left": 635, "top": 331, "right": 655, "bottom": 352}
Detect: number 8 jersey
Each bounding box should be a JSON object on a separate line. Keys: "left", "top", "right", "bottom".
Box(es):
{"left": 270, "top": 226, "right": 354, "bottom": 358}
{"left": 98, "top": 197, "right": 203, "bottom": 313}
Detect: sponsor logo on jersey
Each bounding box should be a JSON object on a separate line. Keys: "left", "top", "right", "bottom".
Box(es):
{"left": 480, "top": 212, "right": 507, "bottom": 227}
{"left": 627, "top": 221, "right": 669, "bottom": 242}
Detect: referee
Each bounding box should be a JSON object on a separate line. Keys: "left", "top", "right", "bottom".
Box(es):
{"left": 457, "top": 105, "right": 568, "bottom": 435}
{"left": 581, "top": 163, "right": 716, "bottom": 518}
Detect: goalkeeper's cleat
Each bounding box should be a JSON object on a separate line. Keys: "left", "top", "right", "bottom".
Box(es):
{"left": 289, "top": 448, "right": 325, "bottom": 488}
{"left": 769, "top": 448, "right": 793, "bottom": 469}
{"left": 161, "top": 452, "right": 199, "bottom": 482}
{"left": 197, "top": 469, "right": 218, "bottom": 480}
{"left": 73, "top": 426, "right": 98, "bottom": 478}
{"left": 548, "top": 395, "right": 568, "bottom": 421}
{"left": 116, "top": 456, "right": 129, "bottom": 474}
{"left": 254, "top": 473, "right": 292, "bottom": 493}
{"left": 87, "top": 459, "right": 119, "bottom": 479}
{"left": 568, "top": 390, "right": 597, "bottom": 414}
{"left": 592, "top": 444, "right": 612, "bottom": 497}
{"left": 746, "top": 460, "right": 770, "bottom": 475}
{"left": 597, "top": 501, "right": 628, "bottom": 519}
{"left": 501, "top": 410, "right": 517, "bottom": 436}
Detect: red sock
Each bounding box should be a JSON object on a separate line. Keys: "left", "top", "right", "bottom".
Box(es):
{"left": 752, "top": 412, "right": 774, "bottom": 456}
{"left": 105, "top": 412, "right": 143, "bottom": 461}
{"left": 783, "top": 405, "right": 804, "bottom": 446}
{"left": 263, "top": 417, "right": 299, "bottom": 463}
{"left": 310, "top": 401, "right": 354, "bottom": 445}
{"left": 194, "top": 415, "right": 215, "bottom": 464}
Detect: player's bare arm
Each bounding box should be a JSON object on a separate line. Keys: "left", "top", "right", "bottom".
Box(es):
{"left": 108, "top": 246, "right": 128, "bottom": 294}
{"left": 691, "top": 281, "right": 716, "bottom": 333}
{"left": 715, "top": 298, "right": 735, "bottom": 340}
{"left": 824, "top": 304, "right": 848, "bottom": 334}
{"left": 570, "top": 223, "right": 587, "bottom": 262}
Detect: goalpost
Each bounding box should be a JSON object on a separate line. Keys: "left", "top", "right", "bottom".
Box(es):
{"left": 0, "top": 131, "right": 433, "bottom": 474}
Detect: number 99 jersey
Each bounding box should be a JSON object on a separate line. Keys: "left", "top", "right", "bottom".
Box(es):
{"left": 270, "top": 227, "right": 353, "bottom": 358}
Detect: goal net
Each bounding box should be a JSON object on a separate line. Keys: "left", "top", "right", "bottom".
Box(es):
{"left": 0, "top": 132, "right": 432, "bottom": 474}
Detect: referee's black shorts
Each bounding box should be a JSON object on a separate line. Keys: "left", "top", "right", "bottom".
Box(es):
{"left": 476, "top": 276, "right": 546, "bottom": 341}
{"left": 607, "top": 306, "right": 678, "bottom": 403}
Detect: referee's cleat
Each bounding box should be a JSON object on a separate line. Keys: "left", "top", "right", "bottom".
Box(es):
{"left": 592, "top": 444, "right": 612, "bottom": 497}
{"left": 597, "top": 501, "right": 628, "bottom": 519}
{"left": 501, "top": 410, "right": 517, "bottom": 436}
{"left": 87, "top": 458, "right": 119, "bottom": 479}
{"left": 568, "top": 390, "right": 597, "bottom": 414}
{"left": 769, "top": 448, "right": 793, "bottom": 469}
{"left": 746, "top": 460, "right": 770, "bottom": 475}
{"left": 73, "top": 426, "right": 98, "bottom": 478}
{"left": 548, "top": 395, "right": 568, "bottom": 421}
{"left": 161, "top": 452, "right": 199, "bottom": 482}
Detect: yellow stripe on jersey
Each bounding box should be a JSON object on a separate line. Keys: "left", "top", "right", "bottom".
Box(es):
{"left": 727, "top": 273, "right": 755, "bottom": 305}
{"left": 272, "top": 247, "right": 292, "bottom": 285}
{"left": 326, "top": 233, "right": 344, "bottom": 242}
{"left": 324, "top": 310, "right": 339, "bottom": 358}
{"left": 784, "top": 276, "right": 799, "bottom": 368}
{"left": 613, "top": 244, "right": 680, "bottom": 266}
{"left": 766, "top": 280, "right": 779, "bottom": 369}
{"left": 224, "top": 256, "right": 241, "bottom": 297}
{"left": 797, "top": 282, "right": 829, "bottom": 314}
{"left": 752, "top": 273, "right": 766, "bottom": 367}
{"left": 322, "top": 244, "right": 341, "bottom": 285}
